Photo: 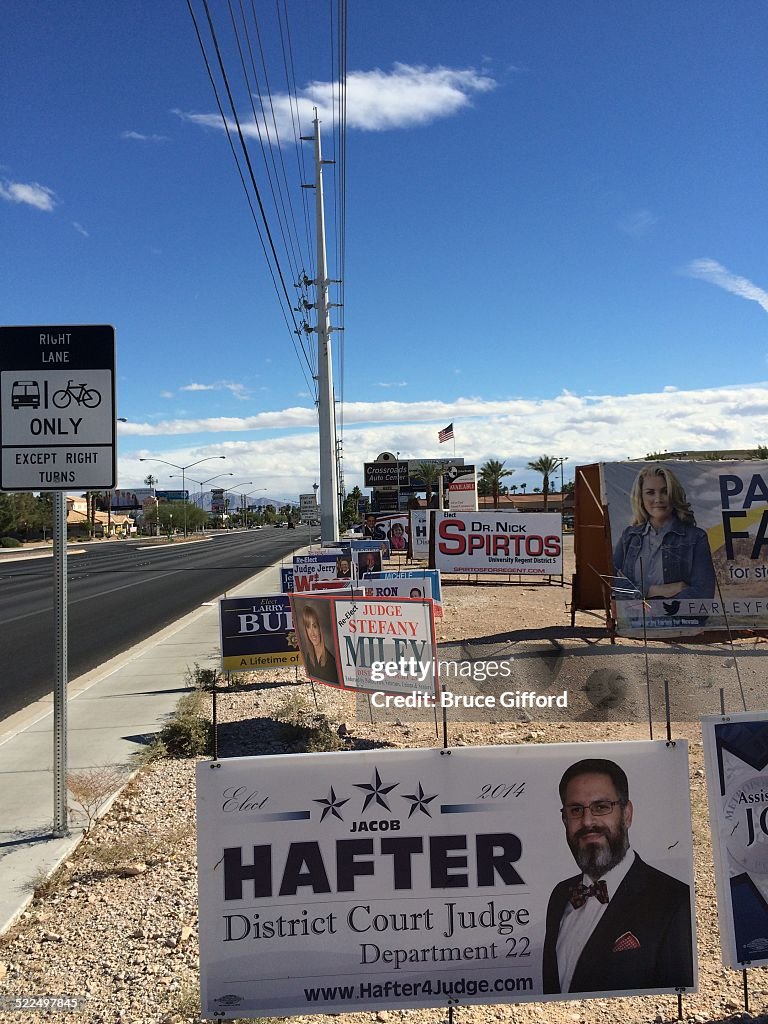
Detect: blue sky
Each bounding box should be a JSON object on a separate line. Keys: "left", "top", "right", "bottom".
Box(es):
{"left": 3, "top": 1, "right": 768, "bottom": 499}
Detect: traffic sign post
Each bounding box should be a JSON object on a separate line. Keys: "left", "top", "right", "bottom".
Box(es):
{"left": 0, "top": 324, "right": 116, "bottom": 491}
{"left": 0, "top": 325, "right": 116, "bottom": 836}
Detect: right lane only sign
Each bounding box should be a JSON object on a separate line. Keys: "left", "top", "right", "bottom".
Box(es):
{"left": 0, "top": 325, "right": 116, "bottom": 491}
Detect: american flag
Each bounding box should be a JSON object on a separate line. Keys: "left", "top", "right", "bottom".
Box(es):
{"left": 438, "top": 422, "right": 454, "bottom": 444}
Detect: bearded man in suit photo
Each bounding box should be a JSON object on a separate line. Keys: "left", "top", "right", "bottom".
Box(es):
{"left": 542, "top": 757, "right": 694, "bottom": 995}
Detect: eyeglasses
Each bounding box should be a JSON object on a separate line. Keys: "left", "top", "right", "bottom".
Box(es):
{"left": 561, "top": 800, "right": 624, "bottom": 820}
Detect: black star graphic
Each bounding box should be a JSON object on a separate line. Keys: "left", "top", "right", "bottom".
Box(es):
{"left": 313, "top": 786, "right": 350, "bottom": 821}
{"left": 354, "top": 768, "right": 399, "bottom": 812}
{"left": 401, "top": 782, "right": 438, "bottom": 818}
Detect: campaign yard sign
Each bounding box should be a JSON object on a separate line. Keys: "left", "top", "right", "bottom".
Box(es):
{"left": 352, "top": 537, "right": 392, "bottom": 560}
{"left": 410, "top": 508, "right": 430, "bottom": 560}
{"left": 197, "top": 740, "right": 696, "bottom": 1018}
{"left": 292, "top": 554, "right": 340, "bottom": 592}
{"left": 289, "top": 593, "right": 437, "bottom": 696}
{"left": 603, "top": 461, "right": 768, "bottom": 636}
{"left": 702, "top": 711, "right": 768, "bottom": 968}
{"left": 280, "top": 567, "right": 295, "bottom": 594}
{"left": 432, "top": 512, "right": 563, "bottom": 575}
{"left": 219, "top": 595, "right": 299, "bottom": 671}
{"left": 363, "top": 569, "right": 443, "bottom": 618}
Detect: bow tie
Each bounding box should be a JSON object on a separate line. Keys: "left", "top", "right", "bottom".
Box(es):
{"left": 568, "top": 880, "right": 609, "bottom": 909}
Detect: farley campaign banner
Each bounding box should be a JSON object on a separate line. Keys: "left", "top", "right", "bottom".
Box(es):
{"left": 432, "top": 512, "right": 563, "bottom": 575}
{"left": 603, "top": 461, "right": 768, "bottom": 635}
{"left": 289, "top": 593, "right": 437, "bottom": 695}
{"left": 702, "top": 711, "right": 768, "bottom": 968}
{"left": 197, "top": 740, "right": 696, "bottom": 1018}
{"left": 219, "top": 596, "right": 299, "bottom": 671}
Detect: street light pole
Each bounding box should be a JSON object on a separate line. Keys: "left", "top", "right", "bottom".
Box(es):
{"left": 552, "top": 457, "right": 569, "bottom": 513}
{"left": 139, "top": 456, "right": 226, "bottom": 537}
{"left": 224, "top": 482, "right": 253, "bottom": 528}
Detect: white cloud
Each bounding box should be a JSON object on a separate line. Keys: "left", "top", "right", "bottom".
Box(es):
{"left": 176, "top": 63, "right": 496, "bottom": 141}
{"left": 377, "top": 381, "right": 408, "bottom": 389}
{"left": 121, "top": 130, "right": 169, "bottom": 142}
{"left": 160, "top": 391, "right": 174, "bottom": 399}
{"left": 618, "top": 208, "right": 657, "bottom": 238}
{"left": 179, "top": 381, "right": 251, "bottom": 400}
{"left": 117, "top": 382, "right": 768, "bottom": 495}
{"left": 684, "top": 259, "right": 768, "bottom": 314}
{"left": 0, "top": 179, "right": 56, "bottom": 212}
{"left": 118, "top": 382, "right": 768, "bottom": 497}
{"left": 73, "top": 222, "right": 89, "bottom": 237}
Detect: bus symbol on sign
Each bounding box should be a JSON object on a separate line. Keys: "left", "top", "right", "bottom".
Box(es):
{"left": 11, "top": 381, "right": 40, "bottom": 410}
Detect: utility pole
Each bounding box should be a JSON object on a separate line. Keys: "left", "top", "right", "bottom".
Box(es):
{"left": 303, "top": 111, "right": 340, "bottom": 543}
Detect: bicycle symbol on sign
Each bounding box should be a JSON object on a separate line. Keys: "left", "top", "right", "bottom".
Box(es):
{"left": 51, "top": 380, "right": 101, "bottom": 409}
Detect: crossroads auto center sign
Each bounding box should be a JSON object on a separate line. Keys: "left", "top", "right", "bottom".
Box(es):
{"left": 432, "top": 512, "right": 563, "bottom": 575}
{"left": 197, "top": 741, "right": 695, "bottom": 1017}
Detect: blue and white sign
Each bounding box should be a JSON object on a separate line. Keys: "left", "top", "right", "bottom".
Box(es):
{"left": 703, "top": 711, "right": 768, "bottom": 968}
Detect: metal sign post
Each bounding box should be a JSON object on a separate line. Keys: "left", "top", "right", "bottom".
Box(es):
{"left": 0, "top": 324, "right": 116, "bottom": 836}
{"left": 53, "top": 491, "right": 68, "bottom": 835}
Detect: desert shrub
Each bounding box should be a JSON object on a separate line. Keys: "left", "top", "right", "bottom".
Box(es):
{"left": 187, "top": 662, "right": 222, "bottom": 691}
{"left": 0, "top": 537, "right": 22, "bottom": 548}
{"left": 273, "top": 693, "right": 342, "bottom": 753}
{"left": 158, "top": 689, "right": 213, "bottom": 757}
{"left": 68, "top": 765, "right": 126, "bottom": 831}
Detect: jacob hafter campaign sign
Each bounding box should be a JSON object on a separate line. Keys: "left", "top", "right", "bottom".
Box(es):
{"left": 433, "top": 512, "right": 562, "bottom": 575}
{"left": 196, "top": 740, "right": 696, "bottom": 1018}
{"left": 703, "top": 711, "right": 768, "bottom": 968}
{"left": 219, "top": 595, "right": 299, "bottom": 671}
{"left": 604, "top": 460, "right": 768, "bottom": 637}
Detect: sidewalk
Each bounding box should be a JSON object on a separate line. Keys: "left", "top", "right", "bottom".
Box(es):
{"left": 0, "top": 554, "right": 286, "bottom": 935}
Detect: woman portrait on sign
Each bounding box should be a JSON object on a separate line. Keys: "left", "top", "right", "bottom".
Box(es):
{"left": 300, "top": 603, "right": 340, "bottom": 685}
{"left": 388, "top": 521, "right": 407, "bottom": 551}
{"left": 612, "top": 465, "right": 715, "bottom": 600}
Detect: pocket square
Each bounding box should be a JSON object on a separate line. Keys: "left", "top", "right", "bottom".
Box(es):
{"left": 612, "top": 931, "right": 641, "bottom": 952}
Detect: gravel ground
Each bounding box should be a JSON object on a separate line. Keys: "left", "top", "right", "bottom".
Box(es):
{"left": 1, "top": 543, "right": 767, "bottom": 1024}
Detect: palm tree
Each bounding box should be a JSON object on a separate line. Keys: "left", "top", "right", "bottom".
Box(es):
{"left": 414, "top": 462, "right": 443, "bottom": 507}
{"left": 520, "top": 482, "right": 527, "bottom": 494}
{"left": 527, "top": 455, "right": 561, "bottom": 511}
{"left": 510, "top": 484, "right": 518, "bottom": 495}
{"left": 479, "top": 459, "right": 514, "bottom": 510}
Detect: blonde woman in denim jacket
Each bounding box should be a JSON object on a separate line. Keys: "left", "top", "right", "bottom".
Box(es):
{"left": 613, "top": 465, "right": 716, "bottom": 600}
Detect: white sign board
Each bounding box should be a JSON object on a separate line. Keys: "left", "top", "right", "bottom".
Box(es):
{"left": 702, "top": 711, "right": 768, "bottom": 968}
{"left": 289, "top": 593, "right": 437, "bottom": 696}
{"left": 433, "top": 512, "right": 563, "bottom": 575}
{"left": 197, "top": 740, "right": 696, "bottom": 1017}
{"left": 0, "top": 325, "right": 116, "bottom": 490}
{"left": 410, "top": 508, "right": 430, "bottom": 559}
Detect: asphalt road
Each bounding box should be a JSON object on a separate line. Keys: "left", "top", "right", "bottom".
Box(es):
{"left": 0, "top": 527, "right": 314, "bottom": 722}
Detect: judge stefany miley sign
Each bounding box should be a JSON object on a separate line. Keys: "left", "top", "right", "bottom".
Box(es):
{"left": 197, "top": 741, "right": 696, "bottom": 1017}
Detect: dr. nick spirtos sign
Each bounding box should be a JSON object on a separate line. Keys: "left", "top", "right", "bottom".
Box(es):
{"left": 433, "top": 512, "right": 562, "bottom": 575}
